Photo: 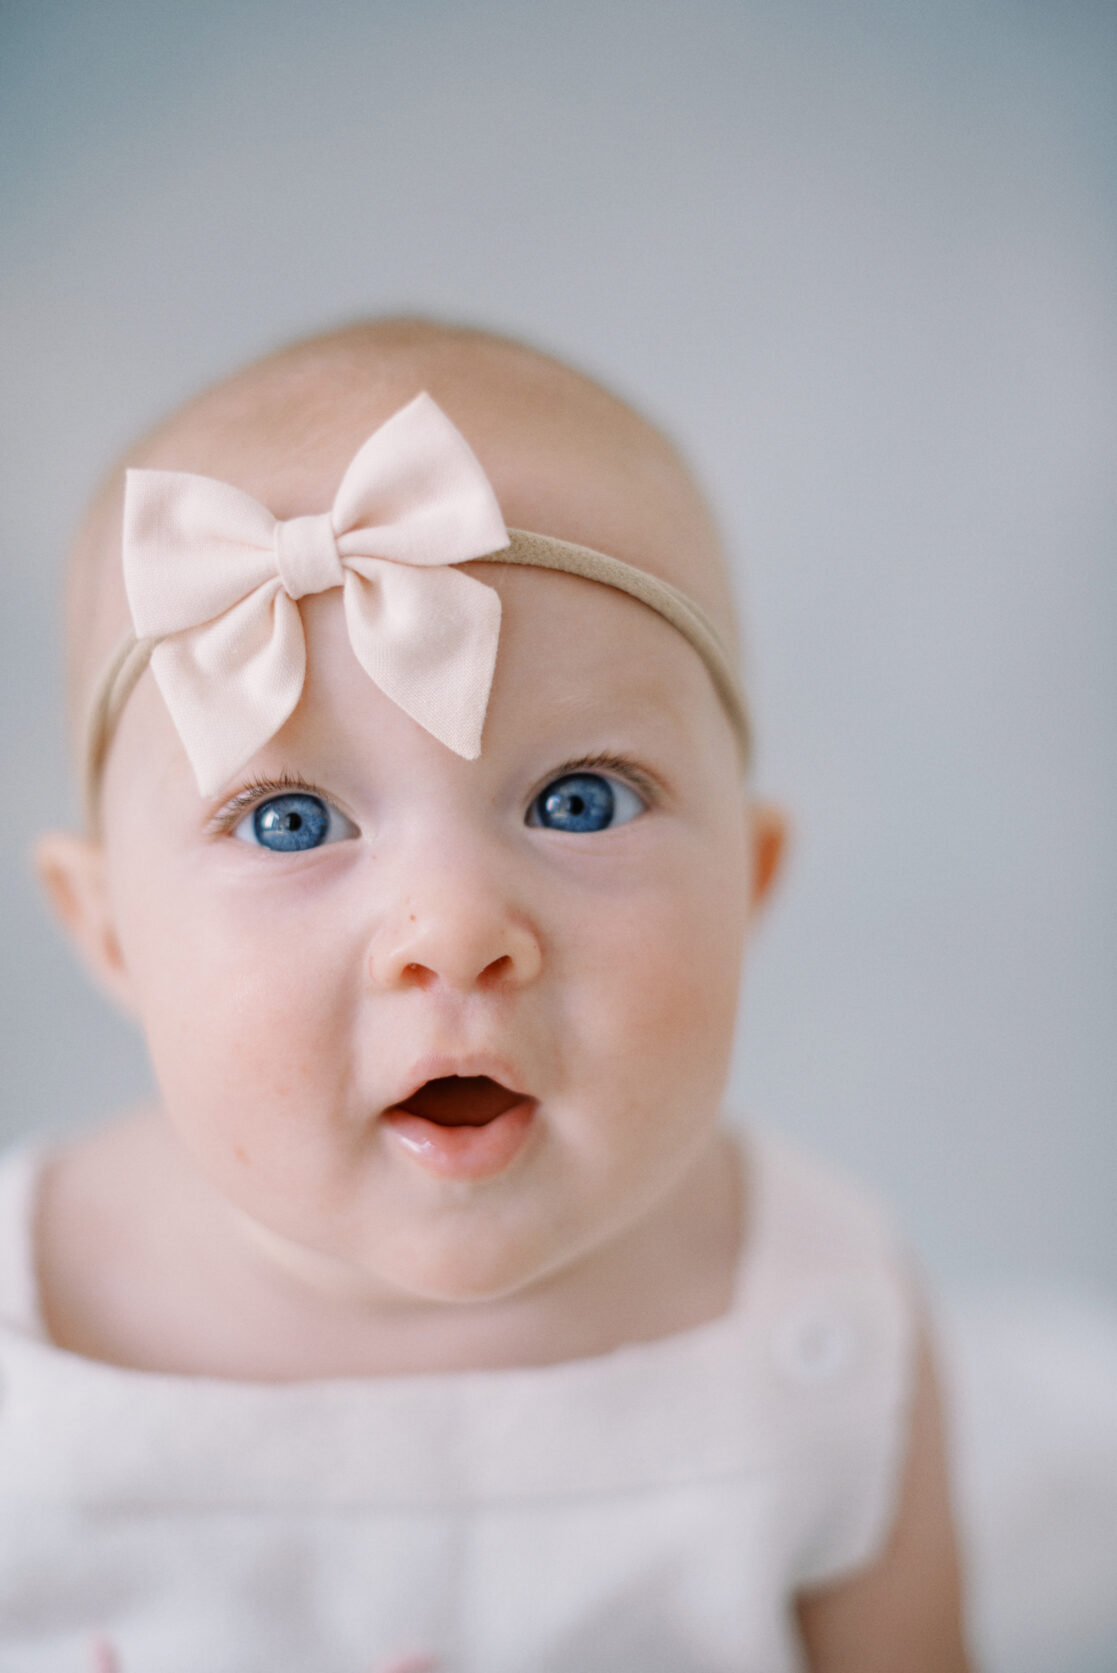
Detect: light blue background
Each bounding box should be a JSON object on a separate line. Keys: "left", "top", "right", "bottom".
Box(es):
{"left": 1, "top": 0, "right": 1114, "bottom": 1301}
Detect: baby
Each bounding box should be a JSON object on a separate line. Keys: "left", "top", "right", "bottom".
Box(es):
{"left": 8, "top": 319, "right": 970, "bottom": 1671}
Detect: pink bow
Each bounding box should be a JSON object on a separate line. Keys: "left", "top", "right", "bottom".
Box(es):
{"left": 123, "top": 393, "right": 509, "bottom": 796}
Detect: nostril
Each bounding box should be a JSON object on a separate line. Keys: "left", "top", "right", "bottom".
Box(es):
{"left": 369, "top": 913, "right": 542, "bottom": 992}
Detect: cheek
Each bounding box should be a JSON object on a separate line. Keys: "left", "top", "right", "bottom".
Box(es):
{"left": 567, "top": 850, "right": 749, "bottom": 1102}
{"left": 110, "top": 859, "right": 357, "bottom": 1126}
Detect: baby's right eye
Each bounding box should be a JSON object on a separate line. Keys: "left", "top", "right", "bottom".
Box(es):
{"left": 233, "top": 792, "right": 357, "bottom": 852}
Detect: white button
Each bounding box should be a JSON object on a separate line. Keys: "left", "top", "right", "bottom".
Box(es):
{"left": 773, "top": 1306, "right": 853, "bottom": 1384}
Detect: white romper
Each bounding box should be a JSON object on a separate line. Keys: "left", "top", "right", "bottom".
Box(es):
{"left": 0, "top": 1131, "right": 915, "bottom": 1673}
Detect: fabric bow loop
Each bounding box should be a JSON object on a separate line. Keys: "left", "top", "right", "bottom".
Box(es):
{"left": 122, "top": 393, "right": 509, "bottom": 796}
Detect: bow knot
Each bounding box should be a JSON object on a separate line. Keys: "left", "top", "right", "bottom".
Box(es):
{"left": 123, "top": 394, "right": 509, "bottom": 795}
{"left": 274, "top": 512, "right": 345, "bottom": 600}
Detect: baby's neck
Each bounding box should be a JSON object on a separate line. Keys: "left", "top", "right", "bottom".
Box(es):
{"left": 34, "top": 1113, "right": 745, "bottom": 1380}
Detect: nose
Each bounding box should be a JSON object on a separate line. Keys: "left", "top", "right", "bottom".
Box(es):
{"left": 368, "top": 853, "right": 543, "bottom": 994}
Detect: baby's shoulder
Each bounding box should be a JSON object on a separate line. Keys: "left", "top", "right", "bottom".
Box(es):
{"left": 737, "top": 1129, "right": 920, "bottom": 1590}
{"left": 743, "top": 1127, "right": 907, "bottom": 1283}
{"left": 1, "top": 1111, "right": 172, "bottom": 1356}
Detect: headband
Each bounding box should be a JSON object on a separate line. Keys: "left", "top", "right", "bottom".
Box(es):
{"left": 82, "top": 393, "right": 750, "bottom": 823}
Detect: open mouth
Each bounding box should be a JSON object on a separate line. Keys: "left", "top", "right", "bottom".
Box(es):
{"left": 382, "top": 1075, "right": 536, "bottom": 1178}
{"left": 393, "top": 1075, "right": 526, "bottom": 1128}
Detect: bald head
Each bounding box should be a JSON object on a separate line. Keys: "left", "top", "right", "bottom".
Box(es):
{"left": 67, "top": 318, "right": 739, "bottom": 747}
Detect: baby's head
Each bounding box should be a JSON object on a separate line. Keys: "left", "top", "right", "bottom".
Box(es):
{"left": 40, "top": 319, "right": 784, "bottom": 1305}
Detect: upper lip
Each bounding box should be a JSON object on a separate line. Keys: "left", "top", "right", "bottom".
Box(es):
{"left": 382, "top": 1052, "right": 533, "bottom": 1114}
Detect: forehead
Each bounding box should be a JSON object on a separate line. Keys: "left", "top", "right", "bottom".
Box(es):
{"left": 104, "top": 564, "right": 739, "bottom": 827}
{"left": 294, "top": 562, "right": 737, "bottom": 780}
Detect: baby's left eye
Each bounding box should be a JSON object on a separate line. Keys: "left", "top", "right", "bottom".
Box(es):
{"left": 233, "top": 792, "right": 357, "bottom": 852}
{"left": 526, "top": 771, "right": 645, "bottom": 834}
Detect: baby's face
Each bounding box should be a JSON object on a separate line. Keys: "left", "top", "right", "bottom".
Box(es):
{"left": 95, "top": 552, "right": 757, "bottom": 1302}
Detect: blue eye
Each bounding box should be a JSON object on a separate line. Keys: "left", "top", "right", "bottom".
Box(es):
{"left": 527, "top": 772, "right": 644, "bottom": 833}
{"left": 233, "top": 792, "right": 356, "bottom": 852}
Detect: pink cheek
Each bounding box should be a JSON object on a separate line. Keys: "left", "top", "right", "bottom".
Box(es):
{"left": 612, "top": 929, "right": 740, "bottom": 1064}
{"left": 146, "top": 955, "right": 341, "bottom": 1119}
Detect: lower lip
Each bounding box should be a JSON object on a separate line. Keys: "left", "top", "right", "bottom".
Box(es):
{"left": 380, "top": 1099, "right": 536, "bottom": 1180}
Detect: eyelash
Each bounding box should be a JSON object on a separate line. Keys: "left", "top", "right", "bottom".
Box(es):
{"left": 528, "top": 752, "right": 661, "bottom": 811}
{"left": 208, "top": 773, "right": 334, "bottom": 837}
{"left": 208, "top": 754, "right": 662, "bottom": 836}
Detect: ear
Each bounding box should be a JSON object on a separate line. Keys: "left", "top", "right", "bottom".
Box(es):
{"left": 33, "top": 830, "right": 136, "bottom": 1013}
{"left": 746, "top": 800, "right": 788, "bottom": 913}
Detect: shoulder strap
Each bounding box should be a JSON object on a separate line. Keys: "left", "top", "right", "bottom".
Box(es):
{"left": 741, "top": 1131, "right": 919, "bottom": 1587}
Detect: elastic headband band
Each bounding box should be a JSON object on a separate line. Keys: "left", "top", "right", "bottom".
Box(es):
{"left": 81, "top": 394, "right": 750, "bottom": 826}
{"left": 487, "top": 532, "right": 748, "bottom": 753}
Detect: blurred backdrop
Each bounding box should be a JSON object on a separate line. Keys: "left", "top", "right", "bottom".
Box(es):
{"left": 1, "top": 0, "right": 1114, "bottom": 1304}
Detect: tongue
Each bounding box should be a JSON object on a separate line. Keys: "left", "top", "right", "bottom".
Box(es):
{"left": 395, "top": 1076, "right": 524, "bottom": 1128}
